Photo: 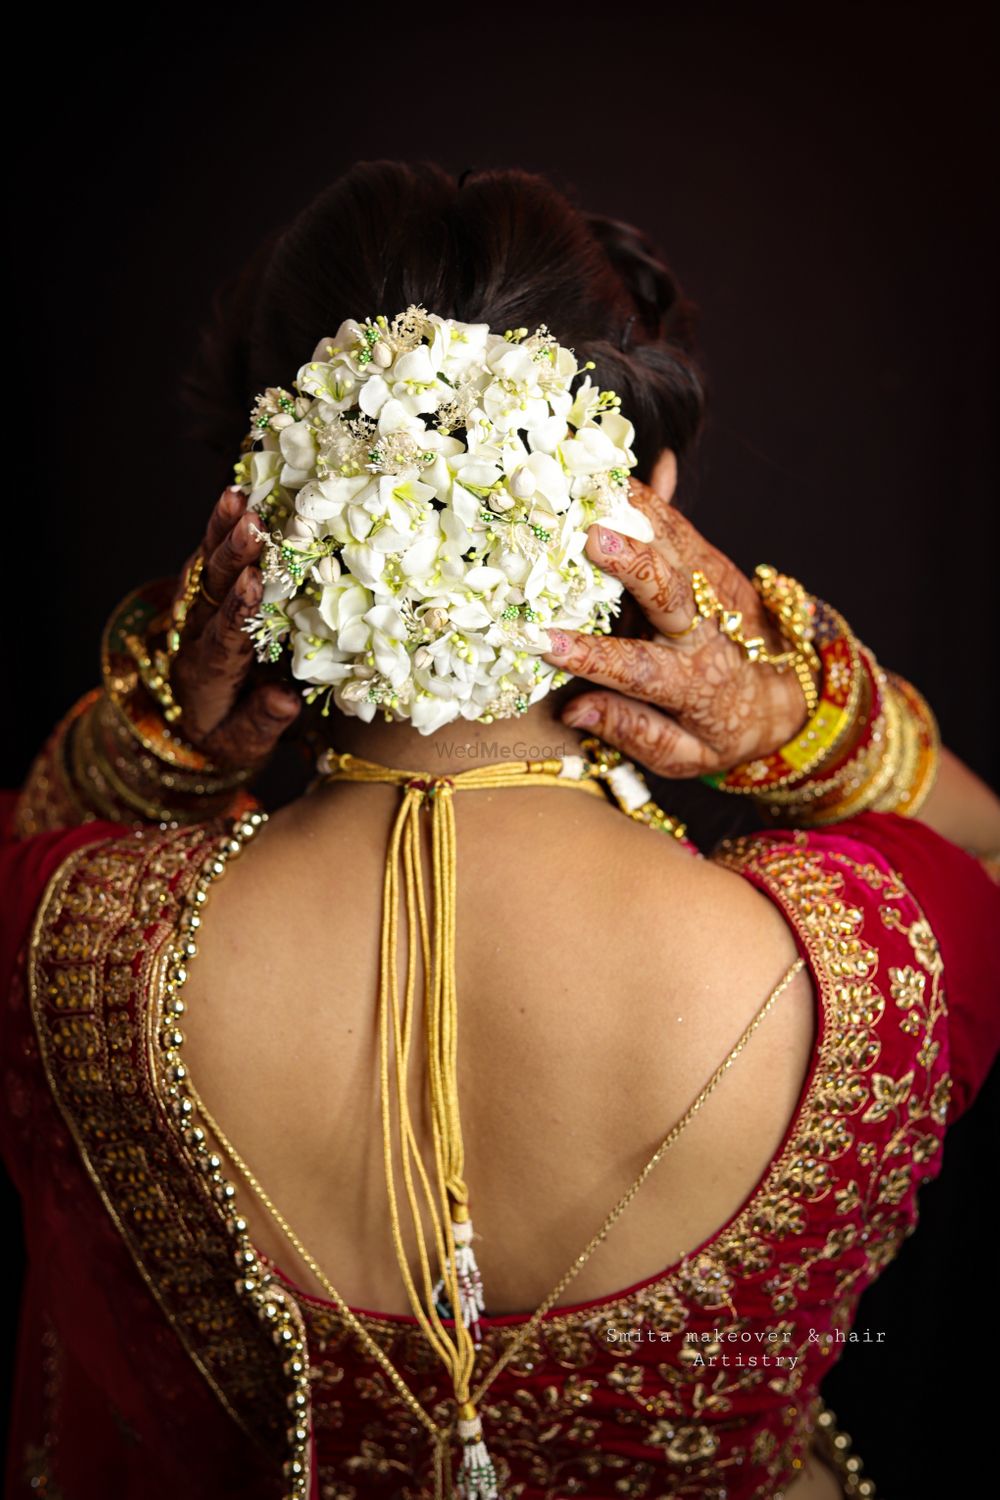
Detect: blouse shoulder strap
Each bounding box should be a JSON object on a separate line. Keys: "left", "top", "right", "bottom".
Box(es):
{"left": 27, "top": 821, "right": 305, "bottom": 1460}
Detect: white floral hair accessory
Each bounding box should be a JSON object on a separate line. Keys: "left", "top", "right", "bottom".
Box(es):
{"left": 237, "top": 306, "right": 653, "bottom": 734}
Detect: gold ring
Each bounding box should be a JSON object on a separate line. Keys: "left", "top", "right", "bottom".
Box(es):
{"left": 662, "top": 610, "right": 702, "bottom": 640}
{"left": 199, "top": 577, "right": 223, "bottom": 609}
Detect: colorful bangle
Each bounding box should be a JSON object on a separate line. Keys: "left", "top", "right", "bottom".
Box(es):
{"left": 102, "top": 580, "right": 251, "bottom": 786}
{"left": 759, "top": 668, "right": 939, "bottom": 827}
{"left": 14, "top": 573, "right": 260, "bottom": 835}
{"left": 702, "top": 599, "right": 861, "bottom": 795}
{"left": 759, "top": 647, "right": 883, "bottom": 811}
{"left": 70, "top": 697, "right": 174, "bottom": 823}
{"left": 796, "top": 670, "right": 902, "bottom": 825}
{"left": 69, "top": 693, "right": 258, "bottom": 827}
{"left": 101, "top": 580, "right": 218, "bottom": 770}
{"left": 70, "top": 578, "right": 256, "bottom": 826}
{"left": 95, "top": 693, "right": 249, "bottom": 801}
{"left": 875, "top": 674, "right": 939, "bottom": 816}
{"left": 89, "top": 696, "right": 251, "bottom": 823}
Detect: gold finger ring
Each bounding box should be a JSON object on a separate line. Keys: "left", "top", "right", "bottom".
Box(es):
{"left": 690, "top": 569, "right": 789, "bottom": 663}
{"left": 662, "top": 610, "right": 702, "bottom": 639}
{"left": 200, "top": 577, "right": 223, "bottom": 608}
{"left": 691, "top": 568, "right": 820, "bottom": 715}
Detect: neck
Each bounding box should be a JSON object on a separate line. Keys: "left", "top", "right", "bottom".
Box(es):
{"left": 325, "top": 696, "right": 586, "bottom": 773}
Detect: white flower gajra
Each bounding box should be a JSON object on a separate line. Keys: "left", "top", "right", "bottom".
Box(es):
{"left": 237, "top": 306, "right": 652, "bottom": 734}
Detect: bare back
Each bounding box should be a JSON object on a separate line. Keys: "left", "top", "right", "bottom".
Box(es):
{"left": 182, "top": 782, "right": 816, "bottom": 1316}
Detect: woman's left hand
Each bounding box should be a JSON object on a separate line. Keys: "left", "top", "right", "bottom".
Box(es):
{"left": 543, "top": 478, "right": 811, "bottom": 778}
{"left": 169, "top": 487, "right": 302, "bottom": 768}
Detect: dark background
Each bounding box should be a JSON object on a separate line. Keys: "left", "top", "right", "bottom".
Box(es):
{"left": 5, "top": 2, "right": 997, "bottom": 1492}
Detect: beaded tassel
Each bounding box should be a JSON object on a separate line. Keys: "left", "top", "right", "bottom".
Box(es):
{"left": 432, "top": 1217, "right": 486, "bottom": 1344}
{"left": 451, "top": 1217, "right": 485, "bottom": 1344}
{"left": 455, "top": 1406, "right": 499, "bottom": 1500}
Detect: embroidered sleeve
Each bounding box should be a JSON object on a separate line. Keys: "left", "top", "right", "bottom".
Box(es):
{"left": 718, "top": 816, "right": 1000, "bottom": 1126}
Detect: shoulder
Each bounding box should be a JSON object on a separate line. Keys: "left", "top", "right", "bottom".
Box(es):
{"left": 715, "top": 818, "right": 1000, "bottom": 1125}
{"left": 26, "top": 820, "right": 238, "bottom": 1119}
{"left": 29, "top": 819, "right": 234, "bottom": 963}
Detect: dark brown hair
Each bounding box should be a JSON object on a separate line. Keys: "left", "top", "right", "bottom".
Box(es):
{"left": 184, "top": 161, "right": 704, "bottom": 477}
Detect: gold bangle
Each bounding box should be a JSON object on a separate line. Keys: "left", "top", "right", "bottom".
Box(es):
{"left": 100, "top": 581, "right": 250, "bottom": 793}
{"left": 74, "top": 698, "right": 179, "bottom": 823}
{"left": 792, "top": 653, "right": 820, "bottom": 719}
{"left": 878, "top": 674, "right": 940, "bottom": 816}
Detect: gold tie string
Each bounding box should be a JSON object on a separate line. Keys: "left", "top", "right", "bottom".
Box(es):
{"left": 318, "top": 753, "right": 606, "bottom": 1425}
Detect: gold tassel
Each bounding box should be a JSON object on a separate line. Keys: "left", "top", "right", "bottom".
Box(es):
{"left": 314, "top": 750, "right": 607, "bottom": 1480}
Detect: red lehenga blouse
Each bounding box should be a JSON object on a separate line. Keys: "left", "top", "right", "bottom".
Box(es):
{"left": 2, "top": 770, "right": 998, "bottom": 1499}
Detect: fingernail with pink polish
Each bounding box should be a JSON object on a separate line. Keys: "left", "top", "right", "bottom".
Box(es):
{"left": 566, "top": 706, "right": 600, "bottom": 728}
{"left": 597, "top": 528, "right": 623, "bottom": 554}
{"left": 547, "top": 630, "right": 572, "bottom": 656}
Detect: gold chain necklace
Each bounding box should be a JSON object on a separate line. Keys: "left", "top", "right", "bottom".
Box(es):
{"left": 184, "top": 744, "right": 802, "bottom": 1499}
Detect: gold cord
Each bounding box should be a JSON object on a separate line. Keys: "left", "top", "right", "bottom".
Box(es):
{"left": 315, "top": 753, "right": 607, "bottom": 1413}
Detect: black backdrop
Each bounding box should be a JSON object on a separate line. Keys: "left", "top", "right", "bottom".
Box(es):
{"left": 5, "top": 2, "right": 998, "bottom": 1492}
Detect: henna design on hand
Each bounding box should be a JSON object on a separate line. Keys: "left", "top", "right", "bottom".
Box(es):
{"left": 550, "top": 479, "right": 809, "bottom": 777}
{"left": 168, "top": 490, "right": 301, "bottom": 769}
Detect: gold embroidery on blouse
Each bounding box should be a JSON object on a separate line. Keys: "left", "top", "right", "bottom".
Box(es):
{"left": 27, "top": 826, "right": 946, "bottom": 1498}
{"left": 27, "top": 824, "right": 299, "bottom": 1462}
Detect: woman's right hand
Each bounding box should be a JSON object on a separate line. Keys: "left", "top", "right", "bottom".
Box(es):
{"left": 543, "top": 477, "right": 813, "bottom": 779}
{"left": 169, "top": 488, "right": 301, "bottom": 769}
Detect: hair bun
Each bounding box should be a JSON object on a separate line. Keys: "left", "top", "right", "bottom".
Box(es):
{"left": 586, "top": 214, "right": 696, "bottom": 350}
